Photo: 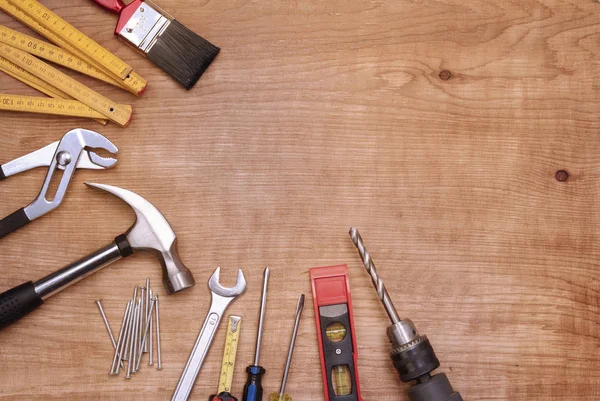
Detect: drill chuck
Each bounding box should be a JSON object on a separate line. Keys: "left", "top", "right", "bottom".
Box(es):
{"left": 349, "top": 228, "right": 463, "bottom": 401}
{"left": 389, "top": 322, "right": 462, "bottom": 401}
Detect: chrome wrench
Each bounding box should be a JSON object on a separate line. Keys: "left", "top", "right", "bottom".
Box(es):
{"left": 172, "top": 267, "right": 247, "bottom": 401}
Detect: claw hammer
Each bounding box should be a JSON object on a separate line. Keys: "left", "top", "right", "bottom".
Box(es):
{"left": 0, "top": 183, "right": 196, "bottom": 330}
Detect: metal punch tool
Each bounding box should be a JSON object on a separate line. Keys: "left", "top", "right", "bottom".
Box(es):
{"left": 0, "top": 128, "right": 118, "bottom": 238}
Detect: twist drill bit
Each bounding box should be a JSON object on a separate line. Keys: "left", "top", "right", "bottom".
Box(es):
{"left": 349, "top": 228, "right": 401, "bottom": 324}
{"left": 349, "top": 228, "right": 463, "bottom": 401}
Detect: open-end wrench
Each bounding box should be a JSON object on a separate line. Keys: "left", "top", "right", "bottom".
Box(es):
{"left": 172, "top": 268, "right": 247, "bottom": 401}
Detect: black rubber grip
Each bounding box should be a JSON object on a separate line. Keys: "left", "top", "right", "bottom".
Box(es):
{"left": 0, "top": 281, "right": 43, "bottom": 330}
{"left": 407, "top": 373, "right": 463, "bottom": 401}
{"left": 0, "top": 208, "right": 31, "bottom": 239}
{"left": 0, "top": 165, "right": 6, "bottom": 181}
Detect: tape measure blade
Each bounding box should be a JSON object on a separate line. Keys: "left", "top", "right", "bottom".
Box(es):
{"left": 218, "top": 316, "right": 242, "bottom": 394}
{"left": 0, "top": 44, "right": 132, "bottom": 126}
{"left": 8, "top": 0, "right": 132, "bottom": 80}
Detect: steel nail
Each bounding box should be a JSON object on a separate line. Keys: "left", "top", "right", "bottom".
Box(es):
{"left": 144, "top": 277, "right": 150, "bottom": 352}
{"left": 148, "top": 289, "right": 154, "bottom": 366}
{"left": 132, "top": 299, "right": 141, "bottom": 373}
{"left": 110, "top": 300, "right": 131, "bottom": 374}
{"left": 155, "top": 295, "right": 162, "bottom": 369}
{"left": 125, "top": 296, "right": 136, "bottom": 379}
{"left": 96, "top": 299, "right": 126, "bottom": 372}
{"left": 136, "top": 297, "right": 156, "bottom": 369}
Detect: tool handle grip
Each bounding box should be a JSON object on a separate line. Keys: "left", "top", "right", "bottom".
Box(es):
{"left": 242, "top": 366, "right": 265, "bottom": 401}
{"left": 0, "top": 208, "right": 31, "bottom": 239}
{"left": 91, "top": 0, "right": 126, "bottom": 13}
{"left": 0, "top": 281, "right": 43, "bottom": 330}
{"left": 0, "top": 165, "right": 6, "bottom": 181}
{"left": 407, "top": 373, "right": 463, "bottom": 401}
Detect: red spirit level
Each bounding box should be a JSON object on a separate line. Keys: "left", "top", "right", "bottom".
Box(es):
{"left": 310, "top": 265, "right": 363, "bottom": 401}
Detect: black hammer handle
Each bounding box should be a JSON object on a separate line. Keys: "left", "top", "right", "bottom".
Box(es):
{"left": 0, "top": 208, "right": 32, "bottom": 239}
{"left": 0, "top": 281, "right": 43, "bottom": 330}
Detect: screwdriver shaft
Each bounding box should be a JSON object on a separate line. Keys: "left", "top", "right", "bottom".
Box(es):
{"left": 349, "top": 227, "right": 401, "bottom": 324}
{"left": 279, "top": 294, "right": 304, "bottom": 396}
{"left": 253, "top": 267, "right": 270, "bottom": 366}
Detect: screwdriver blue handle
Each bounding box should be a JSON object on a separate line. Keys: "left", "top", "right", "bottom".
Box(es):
{"left": 242, "top": 365, "right": 265, "bottom": 401}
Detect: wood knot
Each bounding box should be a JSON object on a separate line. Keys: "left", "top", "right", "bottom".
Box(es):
{"left": 555, "top": 170, "right": 569, "bottom": 182}
{"left": 439, "top": 70, "right": 452, "bottom": 81}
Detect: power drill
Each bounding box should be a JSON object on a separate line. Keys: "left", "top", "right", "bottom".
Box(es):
{"left": 350, "top": 228, "right": 463, "bottom": 401}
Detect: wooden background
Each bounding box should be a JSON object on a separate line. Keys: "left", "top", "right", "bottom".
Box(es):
{"left": 1, "top": 0, "right": 599, "bottom": 400}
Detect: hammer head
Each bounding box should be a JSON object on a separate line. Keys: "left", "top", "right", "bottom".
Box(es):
{"left": 86, "top": 183, "right": 195, "bottom": 294}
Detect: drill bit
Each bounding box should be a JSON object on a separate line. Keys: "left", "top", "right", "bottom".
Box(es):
{"left": 348, "top": 227, "right": 463, "bottom": 401}
{"left": 349, "top": 227, "right": 401, "bottom": 324}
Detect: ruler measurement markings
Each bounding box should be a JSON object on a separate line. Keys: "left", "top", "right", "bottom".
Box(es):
{"left": 0, "top": 43, "right": 131, "bottom": 126}
{"left": 0, "top": 94, "right": 118, "bottom": 119}
{"left": 8, "top": 0, "right": 132, "bottom": 79}
{"left": 0, "top": 3, "right": 146, "bottom": 94}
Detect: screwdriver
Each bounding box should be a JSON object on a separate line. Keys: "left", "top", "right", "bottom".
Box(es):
{"left": 242, "top": 267, "right": 270, "bottom": 401}
{"left": 349, "top": 228, "right": 463, "bottom": 401}
{"left": 269, "top": 294, "right": 304, "bottom": 401}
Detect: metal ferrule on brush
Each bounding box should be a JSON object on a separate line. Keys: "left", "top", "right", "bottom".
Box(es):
{"left": 118, "top": 2, "right": 171, "bottom": 53}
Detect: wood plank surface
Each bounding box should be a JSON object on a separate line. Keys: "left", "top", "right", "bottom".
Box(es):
{"left": 1, "top": 0, "right": 600, "bottom": 400}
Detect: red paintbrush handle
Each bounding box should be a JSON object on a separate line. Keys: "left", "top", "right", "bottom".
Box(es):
{"left": 92, "top": 0, "right": 126, "bottom": 13}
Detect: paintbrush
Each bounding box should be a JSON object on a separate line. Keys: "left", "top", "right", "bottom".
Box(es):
{"left": 92, "top": 0, "right": 219, "bottom": 90}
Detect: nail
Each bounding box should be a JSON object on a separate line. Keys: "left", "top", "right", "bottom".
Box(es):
{"left": 155, "top": 295, "right": 162, "bottom": 369}
{"left": 125, "top": 297, "right": 136, "bottom": 379}
{"left": 144, "top": 278, "right": 150, "bottom": 352}
{"left": 96, "top": 300, "right": 125, "bottom": 372}
{"left": 136, "top": 297, "right": 156, "bottom": 369}
{"left": 132, "top": 299, "right": 140, "bottom": 373}
{"left": 148, "top": 288, "right": 154, "bottom": 366}
{"left": 110, "top": 300, "right": 131, "bottom": 374}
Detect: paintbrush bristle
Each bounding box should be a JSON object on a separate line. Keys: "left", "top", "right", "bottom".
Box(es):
{"left": 147, "top": 20, "right": 220, "bottom": 90}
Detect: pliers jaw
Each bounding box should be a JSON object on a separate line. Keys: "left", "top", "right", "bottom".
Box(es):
{"left": 0, "top": 129, "right": 118, "bottom": 238}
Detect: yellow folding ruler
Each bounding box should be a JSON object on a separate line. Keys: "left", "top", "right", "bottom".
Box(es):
{"left": 0, "top": 24, "right": 144, "bottom": 95}
{"left": 0, "top": 0, "right": 147, "bottom": 95}
{"left": 8, "top": 0, "right": 132, "bottom": 80}
{"left": 218, "top": 316, "right": 242, "bottom": 395}
{"left": 0, "top": 44, "right": 132, "bottom": 126}
{"left": 0, "top": 56, "right": 108, "bottom": 124}
{"left": 0, "top": 94, "right": 131, "bottom": 120}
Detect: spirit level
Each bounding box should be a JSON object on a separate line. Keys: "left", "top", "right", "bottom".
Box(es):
{"left": 310, "top": 265, "right": 363, "bottom": 401}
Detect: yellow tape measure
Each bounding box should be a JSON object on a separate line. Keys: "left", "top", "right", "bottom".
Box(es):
{"left": 0, "top": 44, "right": 132, "bottom": 126}
{"left": 0, "top": 1, "right": 146, "bottom": 95}
{"left": 218, "top": 315, "right": 242, "bottom": 394}
{"left": 0, "top": 94, "right": 130, "bottom": 120}
{"left": 0, "top": 24, "right": 145, "bottom": 95}
{"left": 8, "top": 0, "right": 132, "bottom": 80}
